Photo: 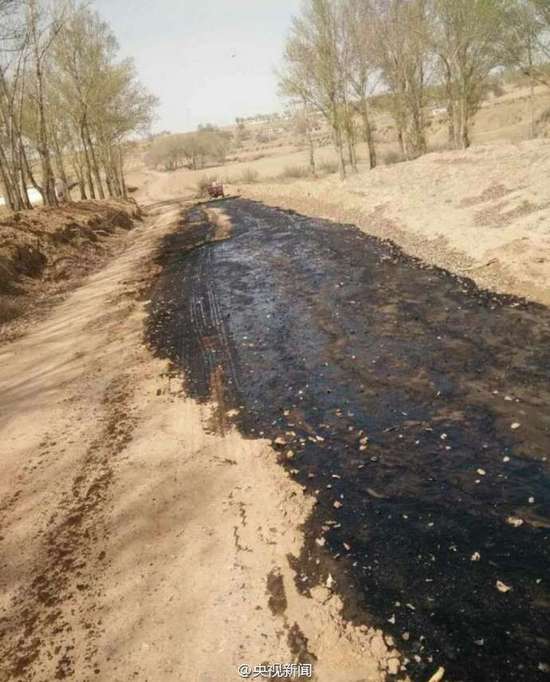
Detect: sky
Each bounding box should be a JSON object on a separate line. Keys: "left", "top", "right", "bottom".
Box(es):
{"left": 92, "top": 0, "right": 301, "bottom": 134}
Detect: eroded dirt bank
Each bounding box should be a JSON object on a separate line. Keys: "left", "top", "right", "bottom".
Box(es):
{"left": 0, "top": 199, "right": 141, "bottom": 341}
{"left": 0, "top": 199, "right": 394, "bottom": 681}
{"left": 147, "top": 199, "right": 550, "bottom": 682}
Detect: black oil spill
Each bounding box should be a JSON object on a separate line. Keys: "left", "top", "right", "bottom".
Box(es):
{"left": 146, "top": 199, "right": 550, "bottom": 681}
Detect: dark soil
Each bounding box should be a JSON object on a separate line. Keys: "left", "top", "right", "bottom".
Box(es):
{"left": 146, "top": 199, "right": 550, "bottom": 682}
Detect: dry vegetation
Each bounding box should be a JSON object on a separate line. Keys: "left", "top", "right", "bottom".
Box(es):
{"left": 129, "top": 75, "right": 550, "bottom": 194}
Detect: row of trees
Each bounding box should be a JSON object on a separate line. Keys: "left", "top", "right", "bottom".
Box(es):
{"left": 279, "top": 0, "right": 550, "bottom": 179}
{"left": 145, "top": 126, "right": 233, "bottom": 171}
{"left": 0, "top": 0, "right": 157, "bottom": 211}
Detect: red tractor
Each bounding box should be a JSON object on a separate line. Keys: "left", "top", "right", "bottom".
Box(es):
{"left": 207, "top": 181, "right": 225, "bottom": 199}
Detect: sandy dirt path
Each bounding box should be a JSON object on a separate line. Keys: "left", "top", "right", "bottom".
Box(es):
{"left": 0, "top": 194, "right": 394, "bottom": 681}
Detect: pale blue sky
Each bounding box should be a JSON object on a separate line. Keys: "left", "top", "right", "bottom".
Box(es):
{"left": 92, "top": 0, "right": 301, "bottom": 133}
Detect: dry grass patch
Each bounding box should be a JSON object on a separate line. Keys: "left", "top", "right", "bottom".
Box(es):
{"left": 239, "top": 168, "right": 260, "bottom": 184}
{"left": 279, "top": 165, "right": 310, "bottom": 180}
{"left": 318, "top": 159, "right": 339, "bottom": 174}
{"left": 461, "top": 183, "right": 514, "bottom": 208}
{"left": 475, "top": 199, "right": 548, "bottom": 227}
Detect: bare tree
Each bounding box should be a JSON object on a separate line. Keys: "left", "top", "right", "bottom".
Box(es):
{"left": 0, "top": 0, "right": 156, "bottom": 210}
{"left": 280, "top": 0, "right": 348, "bottom": 179}
{"left": 430, "top": 0, "right": 509, "bottom": 149}
{"left": 25, "top": 0, "right": 66, "bottom": 205}
{"left": 0, "top": 0, "right": 34, "bottom": 210}
{"left": 293, "top": 99, "right": 317, "bottom": 175}
{"left": 341, "top": 0, "right": 377, "bottom": 169}
{"left": 371, "top": 0, "right": 430, "bottom": 158}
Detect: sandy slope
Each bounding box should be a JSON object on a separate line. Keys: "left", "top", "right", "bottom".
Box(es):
{"left": 0, "top": 191, "right": 396, "bottom": 680}
{"left": 233, "top": 140, "right": 550, "bottom": 306}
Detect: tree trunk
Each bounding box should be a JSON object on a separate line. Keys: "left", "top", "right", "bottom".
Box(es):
{"left": 334, "top": 124, "right": 346, "bottom": 180}
{"left": 51, "top": 126, "right": 69, "bottom": 189}
{"left": 459, "top": 97, "right": 470, "bottom": 149}
{"left": 104, "top": 169, "right": 114, "bottom": 197}
{"left": 346, "top": 131, "right": 357, "bottom": 173}
{"left": 118, "top": 146, "right": 128, "bottom": 200}
{"left": 397, "top": 127, "right": 405, "bottom": 155}
{"left": 527, "top": 41, "right": 535, "bottom": 139}
{"left": 447, "top": 98, "right": 456, "bottom": 147}
{"left": 111, "top": 156, "right": 122, "bottom": 197}
{"left": 462, "top": 121, "right": 471, "bottom": 149}
{"left": 28, "top": 0, "right": 57, "bottom": 207}
{"left": 0, "top": 91, "right": 26, "bottom": 210}
{"left": 360, "top": 97, "right": 377, "bottom": 169}
{"left": 443, "top": 69, "right": 457, "bottom": 148}
{"left": 69, "top": 138, "right": 88, "bottom": 200}
{"left": 411, "top": 107, "right": 427, "bottom": 156}
{"left": 0, "top": 154, "right": 15, "bottom": 211}
{"left": 21, "top": 142, "right": 43, "bottom": 203}
{"left": 307, "top": 132, "right": 316, "bottom": 176}
{"left": 84, "top": 122, "right": 105, "bottom": 199}
{"left": 303, "top": 102, "right": 316, "bottom": 176}
{"left": 529, "top": 77, "right": 535, "bottom": 139}
{"left": 17, "top": 144, "right": 32, "bottom": 209}
{"left": 80, "top": 124, "right": 96, "bottom": 199}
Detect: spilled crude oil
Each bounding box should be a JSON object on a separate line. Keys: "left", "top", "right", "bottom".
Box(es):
{"left": 146, "top": 199, "right": 550, "bottom": 681}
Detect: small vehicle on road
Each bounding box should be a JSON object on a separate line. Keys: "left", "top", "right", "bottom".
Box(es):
{"left": 207, "top": 181, "right": 225, "bottom": 199}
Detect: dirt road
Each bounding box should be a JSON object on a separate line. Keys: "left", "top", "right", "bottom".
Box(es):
{"left": 0, "top": 198, "right": 395, "bottom": 682}
{"left": 147, "top": 199, "right": 550, "bottom": 682}
{"left": 1, "top": 191, "right": 549, "bottom": 681}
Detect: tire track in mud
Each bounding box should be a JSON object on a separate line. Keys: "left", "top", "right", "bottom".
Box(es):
{"left": 146, "top": 199, "right": 550, "bottom": 682}
{"left": 149, "top": 207, "right": 241, "bottom": 432}
{"left": 0, "top": 375, "right": 136, "bottom": 681}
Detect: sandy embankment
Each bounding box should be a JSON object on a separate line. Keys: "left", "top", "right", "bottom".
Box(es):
{"left": 233, "top": 140, "right": 550, "bottom": 306}
{"left": 0, "top": 199, "right": 142, "bottom": 341}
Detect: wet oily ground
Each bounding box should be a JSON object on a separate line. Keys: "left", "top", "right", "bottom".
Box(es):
{"left": 146, "top": 199, "right": 550, "bottom": 681}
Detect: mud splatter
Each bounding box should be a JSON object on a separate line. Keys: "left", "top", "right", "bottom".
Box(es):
{"left": 266, "top": 570, "right": 288, "bottom": 617}
{"left": 0, "top": 375, "right": 136, "bottom": 680}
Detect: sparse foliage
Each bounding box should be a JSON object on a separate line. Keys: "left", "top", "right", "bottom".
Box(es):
{"left": 0, "top": 0, "right": 157, "bottom": 210}
{"left": 145, "top": 127, "right": 232, "bottom": 172}
{"left": 430, "top": 0, "right": 510, "bottom": 149}
{"left": 279, "top": 0, "right": 550, "bottom": 166}
{"left": 279, "top": 0, "right": 349, "bottom": 178}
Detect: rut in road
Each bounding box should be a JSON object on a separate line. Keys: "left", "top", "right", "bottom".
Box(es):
{"left": 147, "top": 198, "right": 550, "bottom": 682}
